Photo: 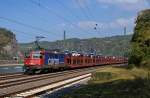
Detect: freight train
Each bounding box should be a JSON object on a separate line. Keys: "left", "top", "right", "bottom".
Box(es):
{"left": 24, "top": 50, "right": 128, "bottom": 74}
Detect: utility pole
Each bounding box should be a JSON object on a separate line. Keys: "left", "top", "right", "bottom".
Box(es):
{"left": 124, "top": 26, "right": 126, "bottom": 36}
{"left": 123, "top": 27, "right": 127, "bottom": 62}
{"left": 35, "top": 36, "right": 45, "bottom": 50}
{"left": 63, "top": 30, "right": 66, "bottom": 51}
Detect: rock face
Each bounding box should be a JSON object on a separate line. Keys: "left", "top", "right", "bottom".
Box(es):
{"left": 3, "top": 34, "right": 18, "bottom": 56}
{"left": 0, "top": 28, "right": 18, "bottom": 60}
{"left": 129, "top": 9, "right": 150, "bottom": 67}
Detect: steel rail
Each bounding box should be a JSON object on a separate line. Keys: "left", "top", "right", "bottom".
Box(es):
{"left": 0, "top": 73, "right": 26, "bottom": 80}
{"left": 0, "top": 67, "right": 96, "bottom": 97}
{"left": 0, "top": 63, "right": 126, "bottom": 97}
{"left": 0, "top": 66, "right": 99, "bottom": 88}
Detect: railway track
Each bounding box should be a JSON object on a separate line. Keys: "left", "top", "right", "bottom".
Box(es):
{"left": 0, "top": 66, "right": 101, "bottom": 97}
{"left": 0, "top": 72, "right": 21, "bottom": 76}
{"left": 0, "top": 64, "right": 126, "bottom": 97}
{"left": 0, "top": 67, "right": 95, "bottom": 88}
{"left": 0, "top": 67, "right": 93, "bottom": 81}
{"left": 0, "top": 64, "right": 126, "bottom": 81}
{"left": 0, "top": 73, "right": 26, "bottom": 80}
{"left": 0, "top": 67, "right": 91, "bottom": 81}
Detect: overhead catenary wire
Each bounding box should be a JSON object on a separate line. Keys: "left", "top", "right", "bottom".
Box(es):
{"left": 10, "top": 28, "right": 38, "bottom": 38}
{"left": 29, "top": 0, "right": 91, "bottom": 34}
{"left": 11, "top": 29, "right": 44, "bottom": 49}
{"left": 75, "top": 0, "right": 99, "bottom": 31}
{"left": 7, "top": 1, "right": 59, "bottom": 32}
{"left": 83, "top": 0, "right": 95, "bottom": 21}
{"left": 55, "top": 0, "right": 99, "bottom": 33}
{"left": 20, "top": 8, "right": 52, "bottom": 25}
{"left": 0, "top": 27, "right": 36, "bottom": 41}
{"left": 55, "top": 0, "right": 82, "bottom": 22}
{"left": 84, "top": 3, "right": 101, "bottom": 31}
{"left": 55, "top": 0, "right": 96, "bottom": 34}
{"left": 1, "top": 0, "right": 98, "bottom": 41}
{"left": 17, "top": 8, "right": 62, "bottom": 33}
{"left": 0, "top": 16, "right": 59, "bottom": 37}
{"left": 75, "top": 0, "right": 91, "bottom": 20}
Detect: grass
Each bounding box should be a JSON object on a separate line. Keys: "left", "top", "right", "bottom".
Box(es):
{"left": 60, "top": 66, "right": 150, "bottom": 98}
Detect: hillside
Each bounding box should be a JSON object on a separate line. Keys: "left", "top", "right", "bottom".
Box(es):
{"left": 0, "top": 28, "right": 18, "bottom": 60}
{"left": 20, "top": 35, "right": 132, "bottom": 56}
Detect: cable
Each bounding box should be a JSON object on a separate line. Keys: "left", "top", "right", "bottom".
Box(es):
{"left": 84, "top": 1, "right": 95, "bottom": 20}
{"left": 0, "top": 26, "right": 34, "bottom": 41}
{"left": 5, "top": 1, "right": 59, "bottom": 32}
{"left": 75, "top": 0, "right": 98, "bottom": 31}
{"left": 11, "top": 28, "right": 37, "bottom": 38}
{"left": 75, "top": 0, "right": 91, "bottom": 20}
{"left": 11, "top": 29, "right": 38, "bottom": 49}
{"left": 29, "top": 0, "right": 90, "bottom": 34}
{"left": 55, "top": 0, "right": 82, "bottom": 21}
{"left": 17, "top": 7, "right": 61, "bottom": 32}
{"left": 20, "top": 8, "right": 51, "bottom": 24}
{"left": 0, "top": 16, "right": 59, "bottom": 37}
{"left": 55, "top": 0, "right": 98, "bottom": 32}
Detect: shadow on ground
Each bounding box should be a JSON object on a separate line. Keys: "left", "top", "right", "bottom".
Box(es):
{"left": 60, "top": 76, "right": 150, "bottom": 98}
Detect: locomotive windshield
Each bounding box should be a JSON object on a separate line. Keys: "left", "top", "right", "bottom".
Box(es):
{"left": 32, "top": 53, "right": 43, "bottom": 59}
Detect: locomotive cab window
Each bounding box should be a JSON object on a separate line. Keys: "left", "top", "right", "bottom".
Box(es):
{"left": 32, "top": 53, "right": 43, "bottom": 59}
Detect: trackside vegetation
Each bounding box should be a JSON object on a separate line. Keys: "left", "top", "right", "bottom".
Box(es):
{"left": 129, "top": 9, "right": 150, "bottom": 68}
{"left": 60, "top": 66, "right": 150, "bottom": 98}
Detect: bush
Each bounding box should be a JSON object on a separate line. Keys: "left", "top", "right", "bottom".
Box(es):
{"left": 141, "top": 56, "right": 150, "bottom": 69}
{"left": 91, "top": 72, "right": 114, "bottom": 81}
{"left": 127, "top": 64, "right": 135, "bottom": 69}
{"left": 128, "top": 43, "right": 145, "bottom": 67}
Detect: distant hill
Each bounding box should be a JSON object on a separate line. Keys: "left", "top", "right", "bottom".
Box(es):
{"left": 20, "top": 35, "right": 132, "bottom": 56}
{"left": 0, "top": 28, "right": 18, "bottom": 60}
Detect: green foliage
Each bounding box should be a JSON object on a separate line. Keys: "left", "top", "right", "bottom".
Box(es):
{"left": 0, "top": 28, "right": 13, "bottom": 48}
{"left": 61, "top": 78, "right": 150, "bottom": 98}
{"left": 129, "top": 43, "right": 145, "bottom": 66}
{"left": 60, "top": 68, "right": 150, "bottom": 98}
{"left": 141, "top": 56, "right": 150, "bottom": 69}
{"left": 0, "top": 53, "right": 12, "bottom": 60}
{"left": 127, "top": 64, "right": 135, "bottom": 69}
{"left": 90, "top": 72, "right": 114, "bottom": 81}
{"left": 0, "top": 28, "right": 15, "bottom": 60}
{"left": 129, "top": 9, "right": 150, "bottom": 67}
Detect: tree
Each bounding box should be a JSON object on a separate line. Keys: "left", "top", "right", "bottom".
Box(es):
{"left": 129, "top": 9, "right": 150, "bottom": 68}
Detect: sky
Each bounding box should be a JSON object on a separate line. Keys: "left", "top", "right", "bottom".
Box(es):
{"left": 0, "top": 0, "right": 150, "bottom": 43}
